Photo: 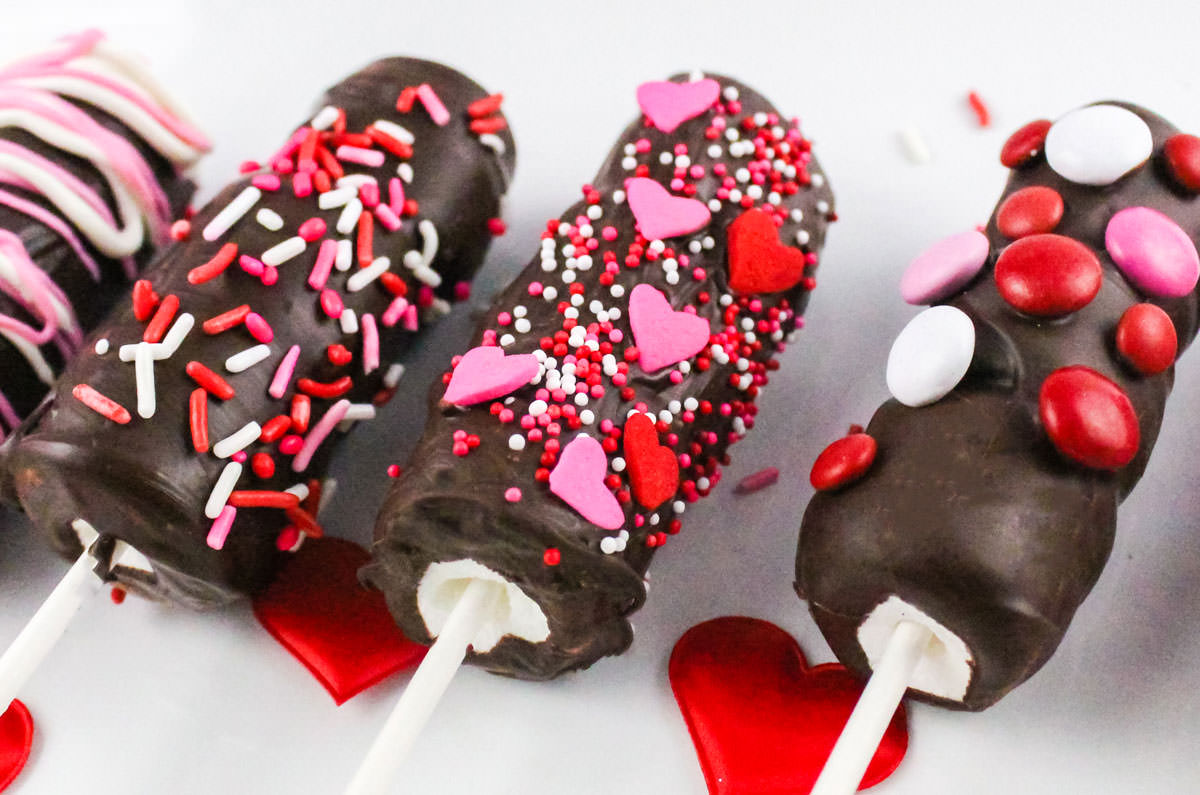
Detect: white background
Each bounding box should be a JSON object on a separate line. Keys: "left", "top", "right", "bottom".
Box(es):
{"left": 1, "top": 1, "right": 1199, "bottom": 792}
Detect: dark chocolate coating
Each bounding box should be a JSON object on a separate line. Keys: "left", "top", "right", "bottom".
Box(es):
{"left": 797, "top": 103, "right": 1200, "bottom": 710}
{"left": 10, "top": 58, "right": 513, "bottom": 607}
{"left": 366, "top": 74, "right": 833, "bottom": 679}
{"left": 0, "top": 93, "right": 196, "bottom": 489}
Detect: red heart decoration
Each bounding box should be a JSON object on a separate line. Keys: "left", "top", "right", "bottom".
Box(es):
{"left": 253, "top": 537, "right": 427, "bottom": 705}
{"left": 623, "top": 412, "right": 679, "bottom": 510}
{"left": 0, "top": 700, "right": 32, "bottom": 792}
{"left": 670, "top": 617, "right": 908, "bottom": 795}
{"left": 727, "top": 208, "right": 809, "bottom": 294}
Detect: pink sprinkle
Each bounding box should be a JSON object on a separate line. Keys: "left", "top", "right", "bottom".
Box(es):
{"left": 735, "top": 467, "right": 779, "bottom": 494}
{"left": 170, "top": 219, "right": 191, "bottom": 241}
{"left": 278, "top": 435, "right": 304, "bottom": 455}
{"left": 232, "top": 451, "right": 248, "bottom": 464}
{"left": 239, "top": 255, "right": 265, "bottom": 276}
{"left": 609, "top": 329, "right": 624, "bottom": 343}
{"left": 382, "top": 297, "right": 409, "bottom": 327}
{"left": 375, "top": 203, "right": 401, "bottom": 231}
{"left": 293, "top": 170, "right": 312, "bottom": 197}
{"left": 239, "top": 161, "right": 261, "bottom": 174}
{"left": 528, "top": 282, "right": 543, "bottom": 296}
{"left": 361, "top": 313, "right": 380, "bottom": 374}
{"left": 336, "top": 145, "right": 385, "bottom": 168}
{"left": 602, "top": 226, "right": 617, "bottom": 241}
{"left": 252, "top": 173, "right": 281, "bottom": 191}
{"left": 319, "top": 289, "right": 343, "bottom": 318}
{"left": 669, "top": 371, "right": 684, "bottom": 384}
{"left": 268, "top": 345, "right": 302, "bottom": 399}
{"left": 504, "top": 487, "right": 522, "bottom": 503}
{"left": 417, "top": 286, "right": 435, "bottom": 308}
{"left": 388, "top": 177, "right": 405, "bottom": 213}
{"left": 292, "top": 399, "right": 351, "bottom": 472}
{"left": 262, "top": 266, "right": 279, "bottom": 286}
{"left": 297, "top": 217, "right": 326, "bottom": 242}
{"left": 497, "top": 311, "right": 512, "bottom": 326}
{"left": 308, "top": 239, "right": 338, "bottom": 290}
{"left": 359, "top": 183, "right": 380, "bottom": 208}
{"left": 454, "top": 281, "right": 471, "bottom": 301}
{"left": 635, "top": 138, "right": 651, "bottom": 153}
{"left": 206, "top": 505, "right": 237, "bottom": 550}
{"left": 402, "top": 305, "right": 419, "bottom": 331}
{"left": 415, "top": 84, "right": 450, "bottom": 126}
{"left": 245, "top": 312, "right": 274, "bottom": 343}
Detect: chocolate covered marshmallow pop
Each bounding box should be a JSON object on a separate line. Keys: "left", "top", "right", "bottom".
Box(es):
{"left": 347, "top": 72, "right": 833, "bottom": 793}
{"left": 0, "top": 55, "right": 512, "bottom": 711}
{"left": 800, "top": 102, "right": 1200, "bottom": 794}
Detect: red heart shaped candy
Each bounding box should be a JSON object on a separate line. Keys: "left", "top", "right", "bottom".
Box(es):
{"left": 623, "top": 412, "right": 679, "bottom": 510}
{"left": 727, "top": 208, "right": 809, "bottom": 294}
{"left": 0, "top": 700, "right": 32, "bottom": 792}
{"left": 670, "top": 617, "right": 907, "bottom": 794}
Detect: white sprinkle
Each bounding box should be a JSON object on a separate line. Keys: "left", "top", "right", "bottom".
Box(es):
{"left": 256, "top": 208, "right": 284, "bottom": 231}
{"left": 159, "top": 312, "right": 195, "bottom": 358}
{"left": 336, "top": 198, "right": 364, "bottom": 235}
{"left": 339, "top": 309, "right": 359, "bottom": 334}
{"left": 542, "top": 286, "right": 558, "bottom": 301}
{"left": 94, "top": 338, "right": 109, "bottom": 355}
{"left": 683, "top": 397, "right": 698, "bottom": 411}
{"left": 134, "top": 342, "right": 155, "bottom": 418}
{"left": 310, "top": 106, "right": 340, "bottom": 130}
{"left": 318, "top": 186, "right": 357, "bottom": 210}
{"left": 707, "top": 144, "right": 723, "bottom": 159}
{"left": 791, "top": 208, "right": 804, "bottom": 223}
{"left": 796, "top": 229, "right": 810, "bottom": 245}
{"left": 284, "top": 483, "right": 310, "bottom": 501}
{"left": 383, "top": 362, "right": 406, "bottom": 388}
{"left": 600, "top": 537, "right": 618, "bottom": 554}
{"left": 417, "top": 219, "right": 439, "bottom": 267}
{"left": 508, "top": 434, "right": 526, "bottom": 452}
{"left": 337, "top": 175, "right": 377, "bottom": 190}
{"left": 899, "top": 125, "right": 932, "bottom": 164}
{"left": 581, "top": 409, "right": 595, "bottom": 425}
{"left": 204, "top": 462, "right": 243, "bottom": 519}
{"left": 346, "top": 256, "right": 391, "bottom": 292}
{"left": 204, "top": 186, "right": 261, "bottom": 241}
{"left": 587, "top": 205, "right": 603, "bottom": 220}
{"left": 499, "top": 333, "right": 515, "bottom": 347}
{"left": 707, "top": 199, "right": 721, "bottom": 213}
{"left": 673, "top": 500, "right": 686, "bottom": 514}
{"left": 335, "top": 239, "right": 353, "bottom": 271}
{"left": 479, "top": 133, "right": 507, "bottom": 156}
{"left": 514, "top": 318, "right": 531, "bottom": 334}
{"left": 225, "top": 344, "right": 272, "bottom": 373}
{"left": 262, "top": 236, "right": 306, "bottom": 266}
{"left": 372, "top": 118, "right": 414, "bottom": 144}
{"left": 529, "top": 400, "right": 548, "bottom": 417}
{"left": 723, "top": 86, "right": 739, "bottom": 101}
{"left": 343, "top": 404, "right": 377, "bottom": 422}
{"left": 414, "top": 266, "right": 442, "bottom": 287}
{"left": 397, "top": 163, "right": 414, "bottom": 183}
{"left": 213, "top": 421, "right": 262, "bottom": 459}
{"left": 612, "top": 190, "right": 625, "bottom": 204}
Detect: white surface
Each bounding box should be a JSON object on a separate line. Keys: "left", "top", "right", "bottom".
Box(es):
{"left": 0, "top": 2, "right": 1198, "bottom": 793}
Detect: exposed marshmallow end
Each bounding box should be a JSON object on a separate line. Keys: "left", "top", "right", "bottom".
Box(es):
{"left": 71, "top": 517, "right": 100, "bottom": 550}
{"left": 71, "top": 518, "right": 155, "bottom": 576}
{"left": 417, "top": 559, "right": 550, "bottom": 653}
{"left": 857, "top": 595, "right": 973, "bottom": 703}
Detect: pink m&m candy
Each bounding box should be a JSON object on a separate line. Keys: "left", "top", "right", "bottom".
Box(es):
{"left": 1105, "top": 206, "right": 1200, "bottom": 298}
{"left": 899, "top": 230, "right": 990, "bottom": 304}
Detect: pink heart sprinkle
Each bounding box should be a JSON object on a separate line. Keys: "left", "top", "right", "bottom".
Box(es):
{"left": 629, "top": 284, "right": 711, "bottom": 372}
{"left": 625, "top": 178, "right": 711, "bottom": 241}
{"left": 443, "top": 345, "right": 540, "bottom": 405}
{"left": 549, "top": 435, "right": 623, "bottom": 529}
{"left": 636, "top": 79, "right": 720, "bottom": 133}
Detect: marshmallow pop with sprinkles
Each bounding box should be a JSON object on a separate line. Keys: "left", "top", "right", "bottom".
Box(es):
{"left": 364, "top": 70, "right": 832, "bottom": 684}
{"left": 8, "top": 57, "right": 513, "bottom": 615}
{"left": 799, "top": 103, "right": 1200, "bottom": 795}
{"left": 0, "top": 30, "right": 208, "bottom": 457}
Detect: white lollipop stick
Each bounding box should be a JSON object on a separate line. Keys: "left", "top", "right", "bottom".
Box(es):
{"left": 0, "top": 548, "right": 103, "bottom": 709}
{"left": 810, "top": 620, "right": 933, "bottom": 795}
{"left": 345, "top": 578, "right": 498, "bottom": 795}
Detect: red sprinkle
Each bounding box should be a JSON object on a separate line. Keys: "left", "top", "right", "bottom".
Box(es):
{"left": 260, "top": 415, "right": 292, "bottom": 443}
{"left": 189, "top": 388, "right": 209, "bottom": 453}
{"left": 72, "top": 383, "right": 131, "bottom": 424}
{"left": 967, "top": 91, "right": 991, "bottom": 127}
{"left": 297, "top": 217, "right": 327, "bottom": 242}
{"left": 203, "top": 304, "right": 250, "bottom": 335}
{"left": 285, "top": 505, "right": 324, "bottom": 538}
{"left": 131, "top": 279, "right": 159, "bottom": 321}
{"left": 186, "top": 361, "right": 235, "bottom": 400}
{"left": 320, "top": 289, "right": 344, "bottom": 318}
{"left": 187, "top": 242, "right": 238, "bottom": 285}
{"left": 487, "top": 218, "right": 507, "bottom": 236}
{"left": 142, "top": 294, "right": 179, "bottom": 343}
{"left": 290, "top": 394, "right": 312, "bottom": 433}
{"left": 327, "top": 344, "right": 353, "bottom": 366}
{"left": 467, "top": 93, "right": 504, "bottom": 119}
{"left": 396, "top": 86, "right": 418, "bottom": 113}
{"left": 543, "top": 547, "right": 561, "bottom": 566}
{"left": 251, "top": 452, "right": 276, "bottom": 480}
{"left": 278, "top": 434, "right": 304, "bottom": 455}
{"left": 469, "top": 117, "right": 508, "bottom": 135}
{"left": 229, "top": 490, "right": 301, "bottom": 509}
{"left": 366, "top": 127, "right": 413, "bottom": 159}
{"left": 110, "top": 586, "right": 127, "bottom": 604}
{"left": 357, "top": 210, "right": 374, "bottom": 267}
{"left": 297, "top": 376, "right": 353, "bottom": 399}
{"left": 244, "top": 312, "right": 274, "bottom": 343}
{"left": 733, "top": 467, "right": 780, "bottom": 495}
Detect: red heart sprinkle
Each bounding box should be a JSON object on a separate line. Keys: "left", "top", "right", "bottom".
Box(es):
{"left": 727, "top": 208, "right": 809, "bottom": 294}
{"left": 623, "top": 412, "right": 680, "bottom": 510}
{"left": 811, "top": 433, "right": 877, "bottom": 491}
{"left": 252, "top": 537, "right": 426, "bottom": 705}
{"left": 0, "top": 700, "right": 32, "bottom": 792}
{"left": 670, "top": 617, "right": 907, "bottom": 795}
